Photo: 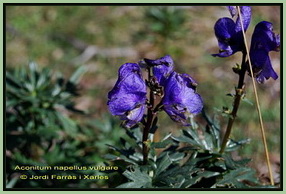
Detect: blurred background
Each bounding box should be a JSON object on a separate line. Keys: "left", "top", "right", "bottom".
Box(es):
{"left": 5, "top": 5, "right": 280, "bottom": 188}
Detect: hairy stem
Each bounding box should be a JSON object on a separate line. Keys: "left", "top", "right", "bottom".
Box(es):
{"left": 220, "top": 52, "right": 247, "bottom": 153}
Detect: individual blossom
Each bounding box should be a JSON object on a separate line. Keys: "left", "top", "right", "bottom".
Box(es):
{"left": 162, "top": 72, "right": 203, "bottom": 126}
{"left": 213, "top": 6, "right": 251, "bottom": 57}
{"left": 107, "top": 63, "right": 147, "bottom": 128}
{"left": 249, "top": 21, "right": 280, "bottom": 83}
{"left": 144, "top": 55, "right": 174, "bottom": 86}
{"left": 227, "top": 6, "right": 252, "bottom": 32}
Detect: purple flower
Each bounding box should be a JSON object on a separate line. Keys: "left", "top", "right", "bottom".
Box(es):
{"left": 250, "top": 21, "right": 280, "bottom": 83}
{"left": 144, "top": 55, "right": 174, "bottom": 86}
{"left": 213, "top": 6, "right": 251, "bottom": 57}
{"left": 107, "top": 63, "right": 147, "bottom": 128}
{"left": 162, "top": 72, "right": 203, "bottom": 126}
{"left": 228, "top": 6, "right": 252, "bottom": 32}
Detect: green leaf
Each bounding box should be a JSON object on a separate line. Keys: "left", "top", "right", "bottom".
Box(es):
{"left": 69, "top": 66, "right": 86, "bottom": 84}
{"left": 56, "top": 112, "right": 78, "bottom": 136}
{"left": 223, "top": 154, "right": 237, "bottom": 170}
{"left": 117, "top": 167, "right": 152, "bottom": 188}
{"left": 6, "top": 177, "right": 18, "bottom": 188}
{"left": 28, "top": 62, "right": 37, "bottom": 89}
{"left": 241, "top": 97, "right": 254, "bottom": 106}
{"left": 172, "top": 176, "right": 186, "bottom": 188}
{"left": 155, "top": 153, "right": 172, "bottom": 176}
{"left": 150, "top": 139, "right": 173, "bottom": 149}
{"left": 215, "top": 167, "right": 259, "bottom": 188}
{"left": 225, "top": 138, "right": 251, "bottom": 152}
{"left": 189, "top": 115, "right": 199, "bottom": 130}
{"left": 233, "top": 158, "right": 252, "bottom": 166}
{"left": 13, "top": 152, "right": 44, "bottom": 166}
{"left": 172, "top": 129, "right": 203, "bottom": 149}
{"left": 103, "top": 154, "right": 120, "bottom": 161}
{"left": 183, "top": 129, "right": 201, "bottom": 144}
{"left": 201, "top": 131, "right": 214, "bottom": 151}
{"left": 168, "top": 152, "right": 185, "bottom": 162}
{"left": 182, "top": 170, "right": 220, "bottom": 188}
{"left": 43, "top": 145, "right": 66, "bottom": 164}
{"left": 202, "top": 110, "right": 221, "bottom": 149}
{"left": 36, "top": 68, "right": 49, "bottom": 89}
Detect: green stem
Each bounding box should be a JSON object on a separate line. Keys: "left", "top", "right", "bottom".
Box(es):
{"left": 219, "top": 52, "right": 247, "bottom": 154}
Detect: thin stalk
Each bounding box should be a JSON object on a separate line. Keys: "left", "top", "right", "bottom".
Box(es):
{"left": 220, "top": 52, "right": 247, "bottom": 153}
{"left": 142, "top": 68, "right": 155, "bottom": 165}
{"left": 237, "top": 6, "right": 274, "bottom": 185}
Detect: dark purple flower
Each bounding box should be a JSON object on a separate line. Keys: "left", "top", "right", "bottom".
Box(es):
{"left": 107, "top": 63, "right": 147, "bottom": 128}
{"left": 162, "top": 72, "right": 203, "bottom": 126}
{"left": 144, "top": 55, "right": 174, "bottom": 86}
{"left": 213, "top": 6, "right": 251, "bottom": 57}
{"left": 227, "top": 6, "right": 237, "bottom": 17}
{"left": 250, "top": 21, "right": 280, "bottom": 83}
{"left": 229, "top": 6, "right": 251, "bottom": 32}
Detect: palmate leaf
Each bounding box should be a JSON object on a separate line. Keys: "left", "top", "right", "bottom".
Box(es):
{"left": 153, "top": 154, "right": 210, "bottom": 185}
{"left": 215, "top": 167, "right": 259, "bottom": 188}
{"left": 153, "top": 157, "right": 221, "bottom": 188}
{"left": 171, "top": 130, "right": 203, "bottom": 150}
{"left": 182, "top": 170, "right": 220, "bottom": 188}
{"left": 172, "top": 127, "right": 218, "bottom": 152}
{"left": 117, "top": 167, "right": 152, "bottom": 188}
{"left": 159, "top": 165, "right": 220, "bottom": 188}
{"left": 175, "top": 110, "right": 251, "bottom": 153}
{"left": 154, "top": 153, "right": 172, "bottom": 176}
{"left": 170, "top": 111, "right": 222, "bottom": 153}
{"left": 105, "top": 143, "right": 139, "bottom": 165}
{"left": 202, "top": 110, "right": 221, "bottom": 150}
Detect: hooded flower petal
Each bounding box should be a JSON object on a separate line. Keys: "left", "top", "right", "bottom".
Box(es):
{"left": 162, "top": 72, "right": 203, "bottom": 125}
{"left": 232, "top": 6, "right": 252, "bottom": 32}
{"left": 144, "top": 55, "right": 174, "bottom": 86}
{"left": 107, "top": 63, "right": 147, "bottom": 127}
{"left": 213, "top": 6, "right": 251, "bottom": 57}
{"left": 212, "top": 17, "right": 238, "bottom": 57}
{"left": 108, "top": 63, "right": 143, "bottom": 99}
{"left": 227, "top": 6, "right": 237, "bottom": 17}
{"left": 250, "top": 21, "right": 280, "bottom": 83}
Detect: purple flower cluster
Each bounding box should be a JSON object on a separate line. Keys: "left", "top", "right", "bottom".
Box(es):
{"left": 107, "top": 55, "right": 203, "bottom": 128}
{"left": 213, "top": 6, "right": 280, "bottom": 83}
{"left": 144, "top": 56, "right": 203, "bottom": 126}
